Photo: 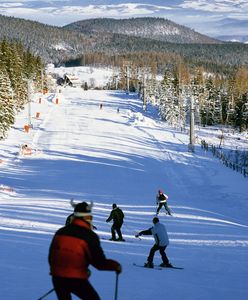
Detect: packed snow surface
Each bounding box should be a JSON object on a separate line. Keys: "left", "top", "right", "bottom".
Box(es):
{"left": 0, "top": 84, "right": 247, "bottom": 300}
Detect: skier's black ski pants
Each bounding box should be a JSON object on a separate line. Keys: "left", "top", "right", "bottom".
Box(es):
{"left": 156, "top": 202, "right": 171, "bottom": 215}
{"left": 147, "top": 244, "right": 169, "bottom": 264}
{"left": 111, "top": 221, "right": 123, "bottom": 240}
{"left": 52, "top": 276, "right": 100, "bottom": 300}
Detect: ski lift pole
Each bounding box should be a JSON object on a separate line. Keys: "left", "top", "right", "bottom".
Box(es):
{"left": 114, "top": 273, "right": 119, "bottom": 300}
{"left": 41, "top": 69, "right": 44, "bottom": 94}
{"left": 27, "top": 79, "right": 33, "bottom": 128}
{"left": 188, "top": 95, "right": 195, "bottom": 152}
{"left": 126, "top": 65, "right": 129, "bottom": 94}
{"left": 37, "top": 288, "right": 54, "bottom": 300}
{"left": 142, "top": 73, "right": 146, "bottom": 109}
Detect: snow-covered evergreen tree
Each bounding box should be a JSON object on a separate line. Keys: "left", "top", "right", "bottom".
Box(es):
{"left": 0, "top": 40, "right": 45, "bottom": 138}
{"left": 0, "top": 68, "right": 15, "bottom": 139}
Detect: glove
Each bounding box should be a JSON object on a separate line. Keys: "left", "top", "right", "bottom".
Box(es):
{"left": 116, "top": 264, "right": 122, "bottom": 274}
{"left": 135, "top": 233, "right": 140, "bottom": 238}
{"left": 87, "top": 269, "right": 91, "bottom": 278}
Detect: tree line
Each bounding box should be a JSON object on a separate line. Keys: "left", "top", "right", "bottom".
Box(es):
{"left": 63, "top": 39, "right": 248, "bottom": 75}
{"left": 104, "top": 59, "right": 248, "bottom": 132}
{"left": 0, "top": 39, "right": 45, "bottom": 139}
{"left": 1, "top": 14, "right": 248, "bottom": 71}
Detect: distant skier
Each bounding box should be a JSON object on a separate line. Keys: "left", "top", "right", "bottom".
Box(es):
{"left": 135, "top": 217, "right": 173, "bottom": 268}
{"left": 156, "top": 189, "right": 172, "bottom": 215}
{"left": 20, "top": 144, "right": 32, "bottom": 155}
{"left": 49, "top": 201, "right": 121, "bottom": 300}
{"left": 106, "top": 203, "right": 125, "bottom": 241}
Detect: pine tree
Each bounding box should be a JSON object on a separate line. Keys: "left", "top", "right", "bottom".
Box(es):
{"left": 0, "top": 39, "right": 45, "bottom": 138}
{"left": 0, "top": 68, "right": 15, "bottom": 139}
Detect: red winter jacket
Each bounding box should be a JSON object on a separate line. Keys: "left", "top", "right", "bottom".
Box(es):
{"left": 48, "top": 218, "right": 119, "bottom": 279}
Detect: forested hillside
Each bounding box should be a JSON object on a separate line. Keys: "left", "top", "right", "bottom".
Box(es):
{"left": 0, "top": 15, "right": 95, "bottom": 65}
{"left": 0, "top": 14, "right": 247, "bottom": 135}
{"left": 64, "top": 17, "right": 219, "bottom": 44}
{"left": 66, "top": 41, "right": 248, "bottom": 74}
{"left": 0, "top": 14, "right": 248, "bottom": 75}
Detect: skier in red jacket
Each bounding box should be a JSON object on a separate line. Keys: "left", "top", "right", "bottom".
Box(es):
{"left": 49, "top": 201, "right": 121, "bottom": 300}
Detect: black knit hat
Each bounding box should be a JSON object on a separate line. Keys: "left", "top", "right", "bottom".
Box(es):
{"left": 74, "top": 202, "right": 92, "bottom": 218}
{"left": 153, "top": 217, "right": 159, "bottom": 224}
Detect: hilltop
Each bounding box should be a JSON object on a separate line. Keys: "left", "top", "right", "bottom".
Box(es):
{"left": 64, "top": 17, "right": 220, "bottom": 44}
{"left": 1, "top": 14, "right": 248, "bottom": 73}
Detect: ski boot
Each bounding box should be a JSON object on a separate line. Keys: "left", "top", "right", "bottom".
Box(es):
{"left": 144, "top": 262, "right": 154, "bottom": 268}
{"left": 117, "top": 237, "right": 125, "bottom": 242}
{"left": 160, "top": 262, "right": 173, "bottom": 268}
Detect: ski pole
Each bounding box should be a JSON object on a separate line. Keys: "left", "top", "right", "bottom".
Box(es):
{"left": 37, "top": 288, "right": 54, "bottom": 300}
{"left": 114, "top": 273, "right": 119, "bottom": 300}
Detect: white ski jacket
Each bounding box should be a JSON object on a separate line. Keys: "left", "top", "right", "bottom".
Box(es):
{"left": 138, "top": 222, "right": 169, "bottom": 247}
{"left": 156, "top": 193, "right": 168, "bottom": 204}
{"left": 151, "top": 222, "right": 169, "bottom": 247}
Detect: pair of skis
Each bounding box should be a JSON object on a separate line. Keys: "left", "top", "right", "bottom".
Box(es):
{"left": 101, "top": 237, "right": 126, "bottom": 242}
{"left": 133, "top": 263, "right": 184, "bottom": 270}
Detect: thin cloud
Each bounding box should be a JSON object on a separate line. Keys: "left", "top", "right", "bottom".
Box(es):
{"left": 178, "top": 0, "right": 248, "bottom": 13}
{"left": 0, "top": 2, "right": 24, "bottom": 8}
{"left": 0, "top": 1, "right": 247, "bottom": 36}
{"left": 57, "top": 4, "right": 173, "bottom": 16}
{"left": 0, "top": 3, "right": 174, "bottom": 26}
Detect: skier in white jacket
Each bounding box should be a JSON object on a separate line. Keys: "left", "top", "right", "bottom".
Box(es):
{"left": 135, "top": 217, "right": 173, "bottom": 268}
{"left": 156, "top": 189, "right": 172, "bottom": 215}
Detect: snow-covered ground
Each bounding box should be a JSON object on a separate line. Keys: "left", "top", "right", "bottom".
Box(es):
{"left": 48, "top": 65, "right": 115, "bottom": 88}
{"left": 0, "top": 78, "right": 248, "bottom": 300}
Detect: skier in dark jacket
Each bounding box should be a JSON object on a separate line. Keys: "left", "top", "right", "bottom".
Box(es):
{"left": 106, "top": 203, "right": 125, "bottom": 241}
{"left": 49, "top": 202, "right": 122, "bottom": 300}
{"left": 156, "top": 189, "right": 172, "bottom": 215}
{"left": 135, "top": 217, "right": 173, "bottom": 268}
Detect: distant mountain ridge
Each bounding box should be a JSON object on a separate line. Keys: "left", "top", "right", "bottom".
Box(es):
{"left": 0, "top": 14, "right": 248, "bottom": 73}
{"left": 0, "top": 14, "right": 96, "bottom": 64}
{"left": 217, "top": 35, "right": 248, "bottom": 44}
{"left": 64, "top": 17, "right": 220, "bottom": 44}
{"left": 216, "top": 18, "right": 248, "bottom": 35}
{"left": 213, "top": 18, "right": 248, "bottom": 43}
